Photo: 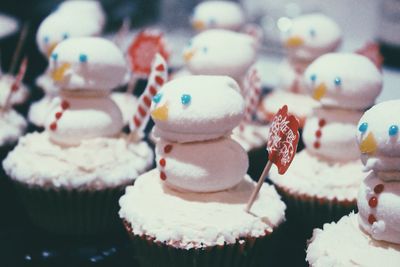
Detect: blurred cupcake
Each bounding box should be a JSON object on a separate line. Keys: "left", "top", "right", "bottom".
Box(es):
{"left": 269, "top": 53, "right": 383, "bottom": 232}
{"left": 119, "top": 75, "right": 286, "bottom": 266}
{"left": 307, "top": 100, "right": 400, "bottom": 266}
{"left": 3, "top": 37, "right": 153, "bottom": 236}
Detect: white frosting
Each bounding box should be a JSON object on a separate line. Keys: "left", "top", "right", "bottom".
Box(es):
{"left": 119, "top": 169, "right": 286, "bottom": 249}
{"left": 45, "top": 93, "right": 123, "bottom": 146}
{"left": 231, "top": 122, "right": 269, "bottom": 151}
{"left": 36, "top": 12, "right": 102, "bottom": 56}
{"left": 0, "top": 74, "right": 29, "bottom": 107}
{"left": 3, "top": 132, "right": 153, "bottom": 189}
{"left": 110, "top": 92, "right": 138, "bottom": 126}
{"left": 0, "top": 109, "right": 26, "bottom": 146}
{"left": 191, "top": 1, "right": 245, "bottom": 31}
{"left": 183, "top": 30, "right": 257, "bottom": 82}
{"left": 49, "top": 37, "right": 127, "bottom": 90}
{"left": 269, "top": 150, "right": 365, "bottom": 201}
{"left": 282, "top": 13, "right": 341, "bottom": 61}
{"left": 0, "top": 14, "right": 18, "bottom": 38}
{"left": 151, "top": 75, "right": 244, "bottom": 143}
{"left": 56, "top": 0, "right": 106, "bottom": 28}
{"left": 35, "top": 72, "right": 59, "bottom": 96}
{"left": 303, "top": 107, "right": 362, "bottom": 162}
{"left": 307, "top": 213, "right": 400, "bottom": 267}
{"left": 357, "top": 100, "right": 400, "bottom": 175}
{"left": 304, "top": 53, "right": 382, "bottom": 110}
{"left": 156, "top": 137, "right": 248, "bottom": 193}
{"left": 358, "top": 172, "right": 400, "bottom": 244}
{"left": 28, "top": 95, "right": 59, "bottom": 127}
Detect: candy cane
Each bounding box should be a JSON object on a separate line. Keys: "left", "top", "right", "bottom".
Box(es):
{"left": 2, "top": 57, "right": 28, "bottom": 111}
{"left": 130, "top": 53, "right": 168, "bottom": 135}
{"left": 242, "top": 67, "right": 261, "bottom": 124}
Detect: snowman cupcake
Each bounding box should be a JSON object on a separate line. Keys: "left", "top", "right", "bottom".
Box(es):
{"left": 258, "top": 13, "right": 341, "bottom": 129}
{"left": 307, "top": 100, "right": 400, "bottom": 267}
{"left": 269, "top": 53, "right": 382, "bottom": 232}
{"left": 119, "top": 75, "right": 286, "bottom": 266}
{"left": 3, "top": 37, "right": 153, "bottom": 235}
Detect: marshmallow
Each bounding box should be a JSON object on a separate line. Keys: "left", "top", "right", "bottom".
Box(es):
{"left": 56, "top": 0, "right": 106, "bottom": 28}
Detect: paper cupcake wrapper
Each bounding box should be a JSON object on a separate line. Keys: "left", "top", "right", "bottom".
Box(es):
{"left": 13, "top": 181, "right": 128, "bottom": 236}
{"left": 123, "top": 220, "right": 284, "bottom": 267}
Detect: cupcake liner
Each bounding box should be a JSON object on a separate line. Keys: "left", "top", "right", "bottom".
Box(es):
{"left": 12, "top": 181, "right": 128, "bottom": 236}
{"left": 123, "top": 220, "right": 284, "bottom": 267}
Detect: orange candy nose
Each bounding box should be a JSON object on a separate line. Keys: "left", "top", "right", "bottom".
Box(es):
{"left": 359, "top": 132, "right": 377, "bottom": 154}
{"left": 51, "top": 63, "right": 71, "bottom": 82}
{"left": 312, "top": 83, "right": 327, "bottom": 101}
{"left": 151, "top": 104, "right": 169, "bottom": 121}
{"left": 285, "top": 36, "right": 304, "bottom": 48}
{"left": 192, "top": 20, "right": 205, "bottom": 31}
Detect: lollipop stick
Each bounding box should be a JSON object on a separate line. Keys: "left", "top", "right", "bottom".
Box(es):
{"left": 9, "top": 23, "right": 29, "bottom": 74}
{"left": 126, "top": 74, "right": 138, "bottom": 95}
{"left": 245, "top": 161, "right": 273, "bottom": 213}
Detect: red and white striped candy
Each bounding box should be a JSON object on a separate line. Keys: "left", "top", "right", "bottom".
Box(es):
{"left": 2, "top": 57, "right": 28, "bottom": 111}
{"left": 242, "top": 66, "right": 261, "bottom": 123}
{"left": 130, "top": 53, "right": 168, "bottom": 133}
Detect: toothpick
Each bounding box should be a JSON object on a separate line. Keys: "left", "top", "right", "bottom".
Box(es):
{"left": 9, "top": 22, "right": 29, "bottom": 74}
{"left": 114, "top": 17, "right": 131, "bottom": 49}
{"left": 245, "top": 161, "right": 273, "bottom": 213}
{"left": 126, "top": 74, "right": 138, "bottom": 95}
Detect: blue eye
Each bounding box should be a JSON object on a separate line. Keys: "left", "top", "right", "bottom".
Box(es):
{"left": 62, "top": 33, "right": 69, "bottom": 40}
{"left": 44, "top": 36, "right": 49, "bottom": 44}
{"left": 153, "top": 93, "right": 162, "bottom": 104}
{"left": 51, "top": 53, "right": 58, "bottom": 60}
{"left": 309, "top": 29, "right": 316, "bottom": 37}
{"left": 79, "top": 54, "right": 88, "bottom": 63}
{"left": 181, "top": 94, "right": 191, "bottom": 105}
{"left": 389, "top": 125, "right": 399, "bottom": 136}
{"left": 334, "top": 77, "right": 341, "bottom": 86}
{"left": 202, "top": 47, "right": 208, "bottom": 53}
{"left": 187, "top": 40, "right": 192, "bottom": 47}
{"left": 310, "top": 74, "right": 317, "bottom": 82}
{"left": 359, "top": 122, "right": 368, "bottom": 133}
{"left": 209, "top": 18, "right": 216, "bottom": 26}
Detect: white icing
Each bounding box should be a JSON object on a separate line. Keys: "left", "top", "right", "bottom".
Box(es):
{"left": 156, "top": 137, "right": 248, "bottom": 192}
{"left": 303, "top": 107, "right": 362, "bottom": 162}
{"left": 0, "top": 74, "right": 29, "bottom": 107}
{"left": 0, "top": 14, "right": 18, "bottom": 39}
{"left": 110, "top": 92, "right": 138, "bottom": 126}
{"left": 183, "top": 30, "right": 257, "bottom": 82}
{"left": 119, "top": 169, "right": 286, "bottom": 249}
{"left": 358, "top": 172, "right": 400, "bottom": 244}
{"left": 304, "top": 53, "right": 382, "bottom": 110}
{"left": 191, "top": 1, "right": 245, "bottom": 31}
{"left": 307, "top": 213, "right": 400, "bottom": 267}
{"left": 49, "top": 37, "right": 127, "bottom": 90}
{"left": 2, "top": 132, "right": 153, "bottom": 189}
{"left": 269, "top": 150, "right": 365, "bottom": 201}
{"left": 0, "top": 109, "right": 26, "bottom": 146}
{"left": 35, "top": 72, "right": 59, "bottom": 96}
{"left": 231, "top": 122, "right": 269, "bottom": 151}
{"left": 357, "top": 100, "right": 400, "bottom": 175}
{"left": 28, "top": 95, "right": 59, "bottom": 128}
{"left": 282, "top": 13, "right": 341, "bottom": 61}
{"left": 151, "top": 75, "right": 244, "bottom": 143}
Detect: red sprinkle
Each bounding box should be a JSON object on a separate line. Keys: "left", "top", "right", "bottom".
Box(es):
{"left": 155, "top": 76, "right": 164, "bottom": 86}
{"left": 318, "top": 119, "right": 326, "bottom": 127}
{"left": 156, "top": 64, "right": 165, "bottom": 71}
{"left": 143, "top": 96, "right": 151, "bottom": 107}
{"left": 55, "top": 112, "right": 62, "bottom": 119}
{"left": 133, "top": 116, "right": 141, "bottom": 127}
{"left": 374, "top": 184, "right": 384, "bottom": 194}
{"left": 138, "top": 105, "right": 146, "bottom": 117}
{"left": 160, "top": 171, "right": 167, "bottom": 180}
{"left": 159, "top": 158, "right": 166, "bottom": 167}
{"left": 315, "top": 130, "right": 322, "bottom": 138}
{"left": 50, "top": 122, "right": 57, "bottom": 131}
{"left": 369, "top": 196, "right": 378, "bottom": 208}
{"left": 368, "top": 214, "right": 377, "bottom": 225}
{"left": 149, "top": 85, "right": 157, "bottom": 96}
{"left": 61, "top": 100, "right": 70, "bottom": 110}
{"left": 313, "top": 141, "right": 320, "bottom": 149}
{"left": 164, "top": 144, "right": 173, "bottom": 153}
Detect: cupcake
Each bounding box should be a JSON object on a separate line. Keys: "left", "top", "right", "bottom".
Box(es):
{"left": 307, "top": 100, "right": 400, "bottom": 266}
{"left": 3, "top": 37, "right": 153, "bottom": 236}
{"left": 28, "top": 5, "right": 104, "bottom": 130}
{"left": 269, "top": 53, "right": 383, "bottom": 232}
{"left": 119, "top": 75, "right": 286, "bottom": 266}
{"left": 258, "top": 13, "right": 341, "bottom": 131}
{"left": 190, "top": 1, "right": 245, "bottom": 32}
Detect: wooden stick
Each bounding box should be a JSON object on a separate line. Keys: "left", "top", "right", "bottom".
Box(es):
{"left": 245, "top": 160, "right": 273, "bottom": 213}
{"left": 9, "top": 23, "right": 29, "bottom": 74}
{"left": 126, "top": 74, "right": 138, "bottom": 95}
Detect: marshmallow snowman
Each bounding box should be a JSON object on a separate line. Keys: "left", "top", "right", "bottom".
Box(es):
{"left": 56, "top": 0, "right": 106, "bottom": 29}
{"left": 150, "top": 75, "right": 248, "bottom": 192}
{"left": 302, "top": 53, "right": 382, "bottom": 162}
{"left": 356, "top": 100, "right": 400, "bottom": 244}
{"left": 191, "top": 1, "right": 245, "bottom": 32}
{"left": 46, "top": 37, "right": 126, "bottom": 146}
{"left": 183, "top": 29, "right": 257, "bottom": 83}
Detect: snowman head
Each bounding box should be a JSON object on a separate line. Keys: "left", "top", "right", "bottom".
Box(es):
{"left": 36, "top": 13, "right": 102, "bottom": 58}
{"left": 282, "top": 13, "right": 341, "bottom": 62}
{"left": 183, "top": 29, "right": 257, "bottom": 81}
{"left": 151, "top": 75, "right": 244, "bottom": 143}
{"left": 190, "top": 1, "right": 245, "bottom": 31}
{"left": 304, "top": 53, "right": 382, "bottom": 110}
{"left": 48, "top": 37, "right": 127, "bottom": 91}
{"left": 356, "top": 100, "right": 400, "bottom": 178}
{"left": 56, "top": 0, "right": 106, "bottom": 28}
